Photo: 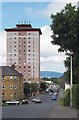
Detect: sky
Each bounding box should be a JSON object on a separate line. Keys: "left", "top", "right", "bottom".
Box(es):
{"left": 0, "top": 0, "right": 78, "bottom": 73}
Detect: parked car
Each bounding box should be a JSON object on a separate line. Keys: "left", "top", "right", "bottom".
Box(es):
{"left": 22, "top": 99, "right": 28, "bottom": 104}
{"left": 53, "top": 92, "right": 57, "bottom": 95}
{"left": 49, "top": 92, "right": 53, "bottom": 95}
{"left": 32, "top": 98, "right": 36, "bottom": 102}
{"left": 35, "top": 98, "right": 42, "bottom": 103}
{"left": 5, "top": 100, "right": 20, "bottom": 105}
{"left": 51, "top": 94, "right": 57, "bottom": 100}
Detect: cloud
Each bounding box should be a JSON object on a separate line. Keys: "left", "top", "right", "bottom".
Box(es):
{"left": 0, "top": 31, "right": 6, "bottom": 66}
{"left": 42, "top": 0, "right": 78, "bottom": 17}
{"left": 40, "top": 26, "right": 66, "bottom": 72}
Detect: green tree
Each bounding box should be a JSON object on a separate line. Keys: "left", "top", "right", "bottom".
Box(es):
{"left": 50, "top": 3, "right": 79, "bottom": 83}
{"left": 40, "top": 82, "right": 47, "bottom": 91}
{"left": 30, "top": 83, "right": 37, "bottom": 93}
{"left": 24, "top": 83, "right": 30, "bottom": 96}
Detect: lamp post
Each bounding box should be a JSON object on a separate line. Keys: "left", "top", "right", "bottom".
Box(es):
{"left": 70, "top": 51, "right": 73, "bottom": 107}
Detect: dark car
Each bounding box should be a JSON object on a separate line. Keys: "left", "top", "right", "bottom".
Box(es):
{"left": 22, "top": 99, "right": 28, "bottom": 104}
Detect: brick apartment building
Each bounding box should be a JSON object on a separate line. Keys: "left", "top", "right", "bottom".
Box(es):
{"left": 5, "top": 23, "right": 42, "bottom": 83}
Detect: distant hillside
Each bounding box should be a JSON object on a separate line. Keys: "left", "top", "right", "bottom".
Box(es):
{"left": 40, "top": 71, "right": 63, "bottom": 78}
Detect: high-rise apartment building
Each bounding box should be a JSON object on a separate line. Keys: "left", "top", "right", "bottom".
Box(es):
{"left": 5, "top": 23, "right": 42, "bottom": 83}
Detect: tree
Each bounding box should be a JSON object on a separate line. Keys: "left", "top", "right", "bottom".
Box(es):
{"left": 50, "top": 3, "right": 79, "bottom": 83}
{"left": 40, "top": 82, "right": 47, "bottom": 91}
{"left": 24, "top": 83, "right": 30, "bottom": 97}
{"left": 30, "top": 83, "right": 37, "bottom": 93}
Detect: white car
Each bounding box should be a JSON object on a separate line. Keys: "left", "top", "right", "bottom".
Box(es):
{"left": 32, "top": 98, "right": 36, "bottom": 102}
{"left": 35, "top": 98, "right": 42, "bottom": 103}
{"left": 53, "top": 92, "right": 57, "bottom": 95}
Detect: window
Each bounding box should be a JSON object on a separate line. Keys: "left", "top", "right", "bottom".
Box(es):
{"left": 28, "top": 66, "right": 30, "bottom": 68}
{"left": 14, "top": 37, "right": 16, "bottom": 39}
{"left": 19, "top": 33, "right": 21, "bottom": 35}
{"left": 24, "top": 66, "right": 26, "bottom": 69}
{"left": 28, "top": 41, "right": 30, "bottom": 43}
{"left": 14, "top": 93, "right": 17, "bottom": 97}
{"left": 2, "top": 84, "right": 5, "bottom": 89}
{"left": 24, "top": 50, "right": 26, "bottom": 52}
{"left": 14, "top": 54, "right": 16, "bottom": 56}
{"left": 2, "top": 75, "right": 4, "bottom": 80}
{"left": 19, "top": 66, "right": 21, "bottom": 69}
{"left": 28, "top": 54, "right": 30, "bottom": 56}
{"left": 2, "top": 93, "right": 5, "bottom": 97}
{"left": 28, "top": 37, "right": 30, "bottom": 39}
{"left": 28, "top": 70, "right": 30, "bottom": 72}
{"left": 24, "top": 42, "right": 26, "bottom": 44}
{"left": 10, "top": 58, "right": 12, "bottom": 61}
{"left": 19, "top": 58, "right": 21, "bottom": 60}
{"left": 10, "top": 84, "right": 13, "bottom": 89}
{"left": 33, "top": 66, "right": 34, "bottom": 69}
{"left": 14, "top": 46, "right": 16, "bottom": 48}
{"left": 14, "top": 84, "right": 17, "bottom": 89}
{"left": 28, "top": 33, "right": 30, "bottom": 35}
{"left": 14, "top": 76, "right": 16, "bottom": 80}
{"left": 28, "top": 45, "right": 30, "bottom": 47}
{"left": 28, "top": 62, "right": 30, "bottom": 64}
{"left": 24, "top": 79, "right": 25, "bottom": 82}
{"left": 10, "top": 76, "right": 12, "bottom": 80}
{"left": 28, "top": 50, "right": 30, "bottom": 52}
{"left": 10, "top": 54, "right": 12, "bottom": 57}
{"left": 28, "top": 58, "right": 30, "bottom": 60}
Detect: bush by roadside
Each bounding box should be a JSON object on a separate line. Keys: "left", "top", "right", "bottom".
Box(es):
{"left": 72, "top": 84, "right": 79, "bottom": 109}
{"left": 60, "top": 84, "right": 79, "bottom": 109}
{"left": 60, "top": 89, "right": 70, "bottom": 107}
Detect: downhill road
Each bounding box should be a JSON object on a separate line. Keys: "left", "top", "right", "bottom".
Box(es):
{"left": 2, "top": 93, "right": 57, "bottom": 118}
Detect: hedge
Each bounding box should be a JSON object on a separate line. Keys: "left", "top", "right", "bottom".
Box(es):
{"left": 60, "top": 89, "right": 70, "bottom": 107}
{"left": 72, "top": 84, "right": 79, "bottom": 109}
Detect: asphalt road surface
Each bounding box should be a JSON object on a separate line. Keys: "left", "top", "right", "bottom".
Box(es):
{"left": 2, "top": 93, "right": 57, "bottom": 118}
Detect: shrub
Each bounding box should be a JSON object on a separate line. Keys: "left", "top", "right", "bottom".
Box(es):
{"left": 60, "top": 89, "right": 70, "bottom": 107}
{"left": 72, "top": 84, "right": 79, "bottom": 109}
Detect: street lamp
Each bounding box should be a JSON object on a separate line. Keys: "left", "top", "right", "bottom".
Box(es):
{"left": 66, "top": 50, "right": 73, "bottom": 107}
{"left": 70, "top": 51, "right": 73, "bottom": 107}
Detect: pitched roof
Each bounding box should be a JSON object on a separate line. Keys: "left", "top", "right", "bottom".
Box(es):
{"left": 0, "top": 66, "right": 22, "bottom": 76}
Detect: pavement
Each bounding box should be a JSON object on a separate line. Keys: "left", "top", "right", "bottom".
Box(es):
{"left": 48, "top": 90, "right": 78, "bottom": 118}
